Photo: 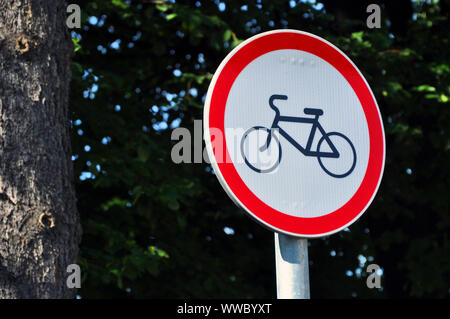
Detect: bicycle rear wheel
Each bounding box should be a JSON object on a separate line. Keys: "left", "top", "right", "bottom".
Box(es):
{"left": 240, "top": 126, "right": 282, "bottom": 173}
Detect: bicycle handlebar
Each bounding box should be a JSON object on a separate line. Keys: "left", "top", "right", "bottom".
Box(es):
{"left": 269, "top": 95, "right": 288, "bottom": 115}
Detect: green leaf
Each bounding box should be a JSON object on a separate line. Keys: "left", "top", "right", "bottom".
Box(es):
{"left": 351, "top": 31, "right": 364, "bottom": 42}
{"left": 414, "top": 85, "right": 436, "bottom": 92}
{"left": 166, "top": 13, "right": 177, "bottom": 21}
{"left": 223, "top": 29, "right": 232, "bottom": 42}
{"left": 148, "top": 246, "right": 169, "bottom": 258}
{"left": 101, "top": 197, "right": 129, "bottom": 211}
{"left": 72, "top": 37, "right": 81, "bottom": 52}
{"left": 425, "top": 93, "right": 439, "bottom": 99}
{"left": 111, "top": 0, "right": 130, "bottom": 9}
{"left": 439, "top": 94, "right": 448, "bottom": 103}
{"left": 156, "top": 4, "right": 169, "bottom": 12}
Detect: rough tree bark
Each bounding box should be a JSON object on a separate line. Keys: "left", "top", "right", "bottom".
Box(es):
{"left": 0, "top": 0, "right": 81, "bottom": 298}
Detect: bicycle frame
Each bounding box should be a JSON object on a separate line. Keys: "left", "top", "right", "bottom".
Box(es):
{"left": 264, "top": 95, "right": 340, "bottom": 159}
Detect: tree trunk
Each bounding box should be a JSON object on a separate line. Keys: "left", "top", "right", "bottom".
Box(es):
{"left": 0, "top": 0, "right": 80, "bottom": 298}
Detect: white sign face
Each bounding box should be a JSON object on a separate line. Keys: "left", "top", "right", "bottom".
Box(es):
{"left": 204, "top": 30, "right": 385, "bottom": 237}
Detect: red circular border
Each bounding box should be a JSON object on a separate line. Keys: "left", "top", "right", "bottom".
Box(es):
{"left": 207, "top": 31, "right": 384, "bottom": 236}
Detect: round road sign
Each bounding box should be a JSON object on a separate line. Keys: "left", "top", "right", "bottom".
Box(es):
{"left": 204, "top": 30, "right": 385, "bottom": 238}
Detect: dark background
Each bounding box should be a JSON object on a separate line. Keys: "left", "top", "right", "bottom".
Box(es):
{"left": 69, "top": 0, "right": 449, "bottom": 298}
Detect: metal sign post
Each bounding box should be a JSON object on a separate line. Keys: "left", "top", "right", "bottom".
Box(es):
{"left": 204, "top": 30, "right": 385, "bottom": 299}
{"left": 275, "top": 233, "right": 310, "bottom": 299}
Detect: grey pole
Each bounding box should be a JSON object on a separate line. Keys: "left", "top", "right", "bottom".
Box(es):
{"left": 274, "top": 233, "right": 310, "bottom": 299}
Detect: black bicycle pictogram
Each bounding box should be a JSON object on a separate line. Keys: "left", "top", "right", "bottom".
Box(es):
{"left": 240, "top": 94, "right": 357, "bottom": 178}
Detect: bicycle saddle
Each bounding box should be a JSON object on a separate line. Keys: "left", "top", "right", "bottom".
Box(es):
{"left": 304, "top": 108, "right": 324, "bottom": 116}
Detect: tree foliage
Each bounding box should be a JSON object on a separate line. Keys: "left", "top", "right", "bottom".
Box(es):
{"left": 70, "top": 0, "right": 449, "bottom": 298}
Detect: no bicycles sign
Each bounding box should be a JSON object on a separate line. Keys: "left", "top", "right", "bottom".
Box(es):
{"left": 204, "top": 30, "right": 385, "bottom": 237}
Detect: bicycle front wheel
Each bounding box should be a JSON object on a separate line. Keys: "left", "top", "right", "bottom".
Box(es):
{"left": 317, "top": 132, "right": 356, "bottom": 178}
{"left": 240, "top": 126, "right": 282, "bottom": 173}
